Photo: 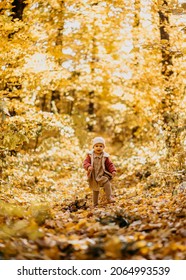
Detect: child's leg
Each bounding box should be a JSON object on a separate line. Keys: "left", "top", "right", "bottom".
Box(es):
{"left": 93, "top": 191, "right": 99, "bottom": 206}
{"left": 103, "top": 181, "right": 115, "bottom": 203}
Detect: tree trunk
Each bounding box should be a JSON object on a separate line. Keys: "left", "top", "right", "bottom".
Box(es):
{"left": 12, "top": 0, "right": 26, "bottom": 20}
{"left": 158, "top": 1, "right": 179, "bottom": 158}
{"left": 158, "top": 2, "right": 173, "bottom": 77}
{"left": 55, "top": 1, "right": 65, "bottom": 65}
{"left": 87, "top": 30, "right": 97, "bottom": 132}
{"left": 87, "top": 90, "right": 95, "bottom": 132}
{"left": 133, "top": 0, "right": 140, "bottom": 65}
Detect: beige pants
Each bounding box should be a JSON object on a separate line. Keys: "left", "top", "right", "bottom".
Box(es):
{"left": 93, "top": 180, "right": 112, "bottom": 206}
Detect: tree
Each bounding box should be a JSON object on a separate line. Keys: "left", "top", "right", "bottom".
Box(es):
{"left": 12, "top": 0, "right": 26, "bottom": 20}
{"left": 158, "top": 0, "right": 183, "bottom": 163}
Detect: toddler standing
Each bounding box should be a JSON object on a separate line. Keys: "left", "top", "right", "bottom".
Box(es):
{"left": 83, "top": 137, "right": 116, "bottom": 207}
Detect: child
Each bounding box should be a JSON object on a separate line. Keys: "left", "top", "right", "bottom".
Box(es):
{"left": 83, "top": 136, "right": 116, "bottom": 207}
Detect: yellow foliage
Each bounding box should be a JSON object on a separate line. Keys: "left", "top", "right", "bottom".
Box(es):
{"left": 0, "top": 0, "right": 185, "bottom": 261}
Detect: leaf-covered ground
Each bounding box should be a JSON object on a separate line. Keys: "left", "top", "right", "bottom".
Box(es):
{"left": 0, "top": 139, "right": 185, "bottom": 260}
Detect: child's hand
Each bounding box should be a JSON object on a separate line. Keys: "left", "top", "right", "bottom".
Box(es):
{"left": 87, "top": 165, "right": 93, "bottom": 178}
{"left": 88, "top": 166, "right": 93, "bottom": 171}
{"left": 112, "top": 172, "right": 116, "bottom": 178}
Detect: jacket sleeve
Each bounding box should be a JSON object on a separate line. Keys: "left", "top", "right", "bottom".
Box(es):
{"left": 83, "top": 155, "right": 91, "bottom": 170}
{"left": 105, "top": 157, "right": 116, "bottom": 173}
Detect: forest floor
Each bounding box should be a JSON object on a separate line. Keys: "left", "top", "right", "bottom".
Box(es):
{"left": 0, "top": 129, "right": 186, "bottom": 260}
{"left": 0, "top": 136, "right": 186, "bottom": 260}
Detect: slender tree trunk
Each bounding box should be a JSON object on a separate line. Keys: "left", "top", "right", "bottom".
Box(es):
{"left": 131, "top": 0, "right": 141, "bottom": 128}
{"left": 158, "top": 2, "right": 173, "bottom": 78}
{"left": 87, "top": 90, "right": 95, "bottom": 131}
{"left": 158, "top": 1, "right": 179, "bottom": 158}
{"left": 132, "top": 0, "right": 141, "bottom": 88}
{"left": 133, "top": 0, "right": 141, "bottom": 57}
{"left": 87, "top": 30, "right": 96, "bottom": 132}
{"left": 55, "top": 1, "right": 65, "bottom": 65}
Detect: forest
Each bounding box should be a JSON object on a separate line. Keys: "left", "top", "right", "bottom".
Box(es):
{"left": 0, "top": 0, "right": 186, "bottom": 260}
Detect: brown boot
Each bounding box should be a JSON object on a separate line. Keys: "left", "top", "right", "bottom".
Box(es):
{"left": 107, "top": 197, "right": 115, "bottom": 203}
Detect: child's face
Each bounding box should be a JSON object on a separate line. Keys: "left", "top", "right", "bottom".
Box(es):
{"left": 93, "top": 143, "right": 104, "bottom": 154}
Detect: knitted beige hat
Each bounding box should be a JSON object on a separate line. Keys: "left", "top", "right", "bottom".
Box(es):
{"left": 92, "top": 137, "right": 105, "bottom": 147}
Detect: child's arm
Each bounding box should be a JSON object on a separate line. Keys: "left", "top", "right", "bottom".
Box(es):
{"left": 105, "top": 157, "right": 116, "bottom": 174}
{"left": 83, "top": 155, "right": 92, "bottom": 170}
